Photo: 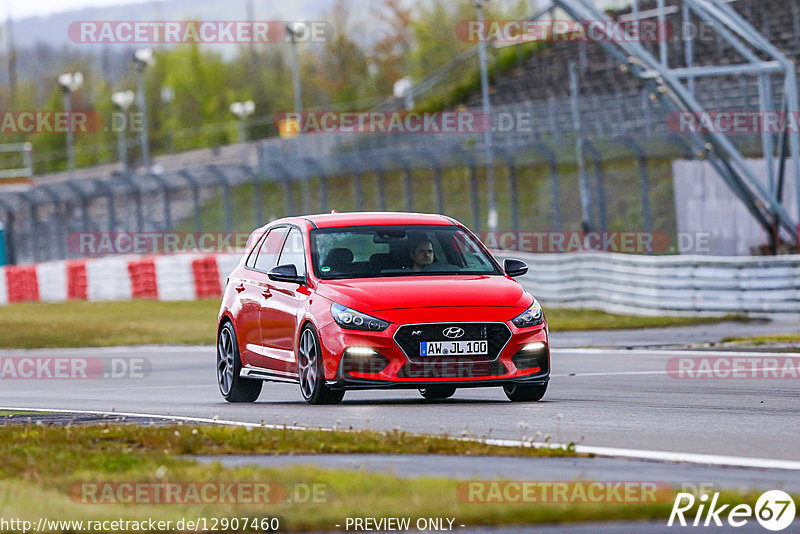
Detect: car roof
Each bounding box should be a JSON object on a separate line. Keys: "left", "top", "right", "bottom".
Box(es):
{"left": 273, "top": 212, "right": 459, "bottom": 229}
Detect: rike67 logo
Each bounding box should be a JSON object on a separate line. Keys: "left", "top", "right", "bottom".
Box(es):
{"left": 669, "top": 490, "right": 796, "bottom": 531}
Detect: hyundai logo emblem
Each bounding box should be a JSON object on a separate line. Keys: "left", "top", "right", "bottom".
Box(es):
{"left": 442, "top": 327, "right": 465, "bottom": 339}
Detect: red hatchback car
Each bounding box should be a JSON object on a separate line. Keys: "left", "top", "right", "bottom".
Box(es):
{"left": 217, "top": 212, "right": 549, "bottom": 404}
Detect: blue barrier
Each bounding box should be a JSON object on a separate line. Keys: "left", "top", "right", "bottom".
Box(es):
{"left": 0, "top": 223, "right": 6, "bottom": 266}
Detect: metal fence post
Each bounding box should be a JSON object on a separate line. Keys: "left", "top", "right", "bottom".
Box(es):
{"left": 38, "top": 185, "right": 67, "bottom": 261}
{"left": 116, "top": 172, "right": 145, "bottom": 232}
{"left": 148, "top": 172, "right": 173, "bottom": 231}
{"left": 419, "top": 148, "right": 444, "bottom": 215}
{"left": 531, "top": 142, "right": 562, "bottom": 231}
{"left": 388, "top": 151, "right": 414, "bottom": 212}
{"left": 336, "top": 155, "right": 364, "bottom": 212}
{"left": 237, "top": 164, "right": 264, "bottom": 226}
{"left": 207, "top": 164, "right": 234, "bottom": 233}
{"left": 619, "top": 136, "right": 653, "bottom": 233}
{"left": 454, "top": 146, "right": 481, "bottom": 230}
{"left": 20, "top": 192, "right": 40, "bottom": 263}
{"left": 92, "top": 179, "right": 118, "bottom": 232}
{"left": 583, "top": 141, "right": 608, "bottom": 232}
{"left": 368, "top": 155, "right": 387, "bottom": 212}
{"left": 303, "top": 157, "right": 328, "bottom": 213}
{"left": 178, "top": 169, "right": 203, "bottom": 233}
{"left": 494, "top": 145, "right": 519, "bottom": 232}
{"left": 570, "top": 62, "right": 593, "bottom": 233}
{"left": 269, "top": 159, "right": 296, "bottom": 217}
{"left": 65, "top": 181, "right": 91, "bottom": 234}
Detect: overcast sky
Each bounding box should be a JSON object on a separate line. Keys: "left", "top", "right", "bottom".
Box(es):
{"left": 7, "top": 0, "right": 149, "bottom": 19}
{"left": 6, "top": 0, "right": 630, "bottom": 21}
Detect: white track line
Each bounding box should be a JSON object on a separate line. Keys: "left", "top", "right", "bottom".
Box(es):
{"left": 3, "top": 406, "right": 800, "bottom": 471}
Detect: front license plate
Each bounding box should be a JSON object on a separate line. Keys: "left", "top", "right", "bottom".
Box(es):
{"left": 420, "top": 340, "right": 488, "bottom": 356}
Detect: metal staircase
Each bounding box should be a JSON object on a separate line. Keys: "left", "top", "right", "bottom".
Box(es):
{"left": 541, "top": 0, "right": 800, "bottom": 249}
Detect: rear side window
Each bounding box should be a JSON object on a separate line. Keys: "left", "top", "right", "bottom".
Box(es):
{"left": 277, "top": 228, "right": 307, "bottom": 277}
{"left": 252, "top": 227, "right": 288, "bottom": 272}
{"left": 245, "top": 231, "right": 267, "bottom": 269}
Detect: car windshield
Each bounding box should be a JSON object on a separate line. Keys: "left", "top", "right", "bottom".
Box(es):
{"left": 310, "top": 225, "right": 500, "bottom": 279}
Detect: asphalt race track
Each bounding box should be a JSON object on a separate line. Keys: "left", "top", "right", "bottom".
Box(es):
{"left": 0, "top": 325, "right": 798, "bottom": 463}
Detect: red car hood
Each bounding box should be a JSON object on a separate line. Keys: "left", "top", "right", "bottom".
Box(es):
{"left": 315, "top": 275, "right": 532, "bottom": 318}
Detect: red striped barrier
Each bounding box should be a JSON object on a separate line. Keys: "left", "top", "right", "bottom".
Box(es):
{"left": 127, "top": 259, "right": 159, "bottom": 299}
{"left": 66, "top": 260, "right": 88, "bottom": 301}
{"left": 0, "top": 254, "right": 242, "bottom": 305}
{"left": 6, "top": 265, "right": 40, "bottom": 303}
{"left": 192, "top": 256, "right": 222, "bottom": 298}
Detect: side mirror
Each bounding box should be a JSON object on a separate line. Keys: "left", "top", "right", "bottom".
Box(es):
{"left": 503, "top": 258, "right": 528, "bottom": 278}
{"left": 268, "top": 264, "right": 306, "bottom": 285}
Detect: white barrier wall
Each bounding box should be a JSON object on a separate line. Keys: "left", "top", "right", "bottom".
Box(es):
{"left": 495, "top": 251, "right": 800, "bottom": 316}
{"left": 1, "top": 252, "right": 799, "bottom": 317}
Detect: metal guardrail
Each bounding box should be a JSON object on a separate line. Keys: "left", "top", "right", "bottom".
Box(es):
{"left": 495, "top": 250, "right": 800, "bottom": 316}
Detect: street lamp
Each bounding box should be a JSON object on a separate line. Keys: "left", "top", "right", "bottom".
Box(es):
{"left": 230, "top": 100, "right": 255, "bottom": 160}
{"left": 57, "top": 71, "right": 83, "bottom": 179}
{"left": 393, "top": 77, "right": 414, "bottom": 110}
{"left": 475, "top": 0, "right": 497, "bottom": 232}
{"left": 285, "top": 22, "right": 305, "bottom": 114}
{"left": 132, "top": 48, "right": 155, "bottom": 170}
{"left": 111, "top": 90, "right": 135, "bottom": 173}
{"left": 161, "top": 87, "right": 175, "bottom": 152}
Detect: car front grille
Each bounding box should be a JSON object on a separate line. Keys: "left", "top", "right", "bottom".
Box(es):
{"left": 393, "top": 322, "right": 512, "bottom": 363}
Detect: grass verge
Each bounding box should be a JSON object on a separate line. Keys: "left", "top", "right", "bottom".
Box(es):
{"left": 0, "top": 301, "right": 745, "bottom": 349}
{"left": 0, "top": 424, "right": 774, "bottom": 532}
{"left": 546, "top": 309, "right": 746, "bottom": 332}
{"left": 721, "top": 333, "right": 800, "bottom": 346}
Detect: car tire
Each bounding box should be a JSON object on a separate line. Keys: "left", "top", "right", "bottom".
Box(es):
{"left": 217, "top": 321, "right": 262, "bottom": 402}
{"left": 298, "top": 325, "right": 345, "bottom": 405}
{"left": 503, "top": 383, "right": 547, "bottom": 402}
{"left": 418, "top": 387, "right": 456, "bottom": 400}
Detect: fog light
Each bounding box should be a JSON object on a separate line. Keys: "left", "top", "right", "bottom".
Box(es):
{"left": 345, "top": 347, "right": 376, "bottom": 357}
{"left": 341, "top": 348, "right": 389, "bottom": 376}
{"left": 521, "top": 342, "right": 546, "bottom": 352}
{"left": 512, "top": 342, "right": 549, "bottom": 372}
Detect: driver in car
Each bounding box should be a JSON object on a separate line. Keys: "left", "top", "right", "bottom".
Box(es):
{"left": 410, "top": 238, "right": 435, "bottom": 271}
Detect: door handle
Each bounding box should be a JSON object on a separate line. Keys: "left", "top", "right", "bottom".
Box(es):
{"left": 235, "top": 284, "right": 245, "bottom": 293}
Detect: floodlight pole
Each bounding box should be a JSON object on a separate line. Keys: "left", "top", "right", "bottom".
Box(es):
{"left": 117, "top": 114, "right": 128, "bottom": 173}
{"left": 62, "top": 87, "right": 75, "bottom": 179}
{"left": 287, "top": 25, "right": 303, "bottom": 114}
{"left": 112, "top": 91, "right": 135, "bottom": 173}
{"left": 476, "top": 0, "right": 498, "bottom": 232}
{"left": 231, "top": 101, "right": 255, "bottom": 161}
{"left": 58, "top": 72, "right": 83, "bottom": 180}
{"left": 135, "top": 69, "right": 150, "bottom": 169}
{"left": 132, "top": 49, "right": 154, "bottom": 171}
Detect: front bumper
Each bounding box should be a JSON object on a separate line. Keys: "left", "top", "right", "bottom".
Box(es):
{"left": 318, "top": 319, "right": 550, "bottom": 390}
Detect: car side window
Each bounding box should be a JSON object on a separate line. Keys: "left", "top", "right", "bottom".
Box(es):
{"left": 253, "top": 227, "right": 289, "bottom": 273}
{"left": 245, "top": 230, "right": 268, "bottom": 269}
{"left": 277, "top": 228, "right": 306, "bottom": 277}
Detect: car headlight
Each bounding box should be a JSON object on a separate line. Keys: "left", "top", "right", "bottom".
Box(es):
{"left": 331, "top": 303, "right": 389, "bottom": 331}
{"left": 512, "top": 298, "right": 544, "bottom": 328}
